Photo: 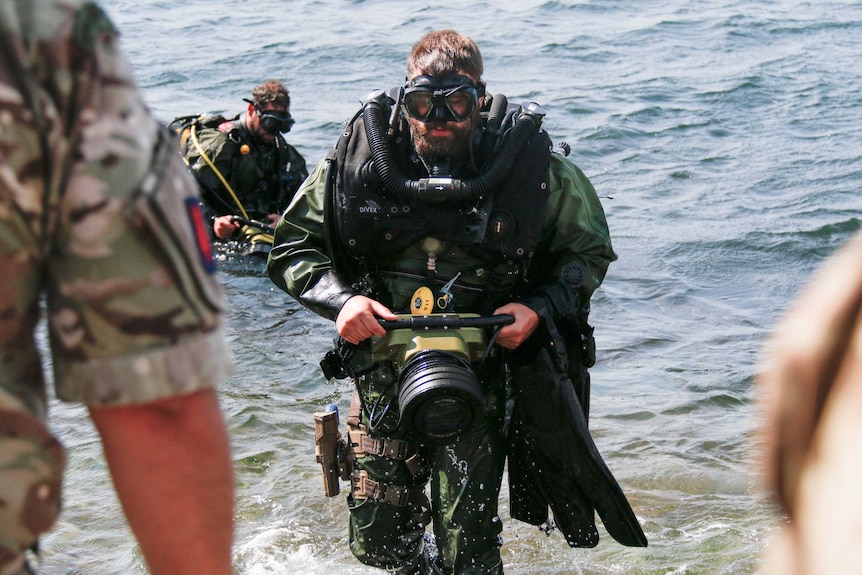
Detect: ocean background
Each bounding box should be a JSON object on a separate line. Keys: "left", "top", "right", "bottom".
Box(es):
{"left": 37, "top": 0, "right": 862, "bottom": 573}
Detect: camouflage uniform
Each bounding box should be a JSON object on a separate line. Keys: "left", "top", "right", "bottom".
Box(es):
{"left": 0, "top": 0, "right": 233, "bottom": 568}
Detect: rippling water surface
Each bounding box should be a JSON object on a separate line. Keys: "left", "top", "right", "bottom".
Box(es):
{"left": 39, "top": 0, "right": 862, "bottom": 573}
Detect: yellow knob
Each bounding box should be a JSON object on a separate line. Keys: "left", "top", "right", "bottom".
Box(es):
{"left": 410, "top": 286, "right": 434, "bottom": 315}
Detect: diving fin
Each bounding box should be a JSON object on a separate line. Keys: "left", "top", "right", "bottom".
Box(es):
{"left": 509, "top": 413, "right": 600, "bottom": 546}
{"left": 509, "top": 348, "right": 647, "bottom": 548}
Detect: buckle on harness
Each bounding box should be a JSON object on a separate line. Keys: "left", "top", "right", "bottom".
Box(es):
{"left": 352, "top": 471, "right": 411, "bottom": 506}
{"left": 351, "top": 471, "right": 432, "bottom": 526}
{"left": 351, "top": 430, "right": 414, "bottom": 459}
{"left": 349, "top": 430, "right": 425, "bottom": 479}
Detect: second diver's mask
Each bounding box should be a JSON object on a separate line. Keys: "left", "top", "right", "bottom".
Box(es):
{"left": 254, "top": 105, "right": 295, "bottom": 134}
{"left": 403, "top": 74, "right": 485, "bottom": 123}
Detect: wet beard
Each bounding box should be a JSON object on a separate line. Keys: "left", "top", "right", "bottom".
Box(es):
{"left": 408, "top": 117, "right": 472, "bottom": 167}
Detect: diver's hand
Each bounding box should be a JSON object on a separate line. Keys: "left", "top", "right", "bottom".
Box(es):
{"left": 336, "top": 295, "right": 398, "bottom": 345}
{"left": 493, "top": 303, "right": 539, "bottom": 349}
{"left": 213, "top": 215, "right": 240, "bottom": 240}
{"left": 265, "top": 213, "right": 281, "bottom": 226}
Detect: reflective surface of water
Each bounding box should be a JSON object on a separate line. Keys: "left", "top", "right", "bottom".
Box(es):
{"left": 39, "top": 1, "right": 862, "bottom": 572}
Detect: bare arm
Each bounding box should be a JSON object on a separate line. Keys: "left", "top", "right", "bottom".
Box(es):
{"left": 757, "top": 232, "right": 862, "bottom": 575}
{"left": 89, "top": 388, "right": 234, "bottom": 575}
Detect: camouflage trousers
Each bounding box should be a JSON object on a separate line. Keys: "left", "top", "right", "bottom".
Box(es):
{"left": 346, "top": 369, "right": 507, "bottom": 575}
{"left": 0, "top": 391, "right": 65, "bottom": 569}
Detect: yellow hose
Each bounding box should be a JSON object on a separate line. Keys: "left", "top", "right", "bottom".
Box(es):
{"left": 189, "top": 122, "right": 250, "bottom": 220}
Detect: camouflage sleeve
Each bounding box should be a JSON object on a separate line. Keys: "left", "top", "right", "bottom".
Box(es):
{"left": 0, "top": 0, "right": 234, "bottom": 407}
{"left": 54, "top": 5, "right": 235, "bottom": 405}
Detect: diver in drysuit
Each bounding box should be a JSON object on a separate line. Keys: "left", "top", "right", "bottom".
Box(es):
{"left": 267, "top": 29, "right": 646, "bottom": 575}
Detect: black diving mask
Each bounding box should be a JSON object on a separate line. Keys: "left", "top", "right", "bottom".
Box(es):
{"left": 255, "top": 106, "right": 295, "bottom": 134}
{"left": 403, "top": 74, "right": 484, "bottom": 123}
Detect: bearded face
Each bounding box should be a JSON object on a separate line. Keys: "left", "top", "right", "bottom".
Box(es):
{"left": 407, "top": 115, "right": 474, "bottom": 163}
{"left": 402, "top": 71, "right": 483, "bottom": 166}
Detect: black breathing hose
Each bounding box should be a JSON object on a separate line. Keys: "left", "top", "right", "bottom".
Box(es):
{"left": 361, "top": 90, "right": 546, "bottom": 205}
{"left": 480, "top": 93, "right": 510, "bottom": 165}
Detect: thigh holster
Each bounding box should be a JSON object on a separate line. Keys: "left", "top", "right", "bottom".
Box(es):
{"left": 347, "top": 392, "right": 431, "bottom": 526}
{"left": 346, "top": 391, "right": 425, "bottom": 479}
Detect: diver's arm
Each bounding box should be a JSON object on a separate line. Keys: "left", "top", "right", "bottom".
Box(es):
{"left": 267, "top": 162, "right": 356, "bottom": 320}
{"left": 519, "top": 154, "right": 617, "bottom": 323}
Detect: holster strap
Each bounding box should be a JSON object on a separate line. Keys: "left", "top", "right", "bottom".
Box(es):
{"left": 351, "top": 471, "right": 432, "bottom": 526}
{"left": 350, "top": 429, "right": 413, "bottom": 459}
{"left": 346, "top": 391, "right": 362, "bottom": 428}
{"left": 348, "top": 429, "right": 424, "bottom": 478}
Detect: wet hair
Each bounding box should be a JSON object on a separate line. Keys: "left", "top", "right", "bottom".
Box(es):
{"left": 251, "top": 79, "right": 290, "bottom": 108}
{"left": 407, "top": 30, "right": 483, "bottom": 80}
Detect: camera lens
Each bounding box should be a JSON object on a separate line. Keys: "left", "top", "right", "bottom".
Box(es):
{"left": 397, "top": 350, "right": 484, "bottom": 444}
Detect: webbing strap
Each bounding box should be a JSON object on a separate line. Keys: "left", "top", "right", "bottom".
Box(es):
{"left": 351, "top": 471, "right": 431, "bottom": 526}
{"left": 347, "top": 391, "right": 424, "bottom": 476}
{"left": 352, "top": 471, "right": 414, "bottom": 506}
{"left": 349, "top": 430, "right": 411, "bottom": 459}
{"left": 348, "top": 429, "right": 424, "bottom": 478}
{"left": 347, "top": 391, "right": 362, "bottom": 427}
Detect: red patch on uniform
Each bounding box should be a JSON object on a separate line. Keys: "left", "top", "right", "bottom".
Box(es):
{"left": 185, "top": 198, "right": 217, "bottom": 273}
{"left": 217, "top": 121, "right": 235, "bottom": 133}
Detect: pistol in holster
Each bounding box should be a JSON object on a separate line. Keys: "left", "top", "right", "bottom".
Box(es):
{"left": 313, "top": 406, "right": 353, "bottom": 497}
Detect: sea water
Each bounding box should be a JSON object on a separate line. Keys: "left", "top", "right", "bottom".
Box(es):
{"left": 38, "top": 0, "right": 862, "bottom": 573}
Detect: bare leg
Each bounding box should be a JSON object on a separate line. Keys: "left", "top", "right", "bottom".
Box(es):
{"left": 89, "top": 388, "right": 234, "bottom": 575}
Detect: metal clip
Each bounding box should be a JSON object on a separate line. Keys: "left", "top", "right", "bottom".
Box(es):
{"left": 436, "top": 272, "right": 462, "bottom": 311}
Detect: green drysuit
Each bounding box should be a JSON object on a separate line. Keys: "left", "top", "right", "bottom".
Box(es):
{"left": 267, "top": 103, "right": 636, "bottom": 574}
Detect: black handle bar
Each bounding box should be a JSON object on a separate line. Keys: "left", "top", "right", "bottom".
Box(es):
{"left": 377, "top": 314, "right": 515, "bottom": 331}
{"left": 229, "top": 215, "right": 276, "bottom": 235}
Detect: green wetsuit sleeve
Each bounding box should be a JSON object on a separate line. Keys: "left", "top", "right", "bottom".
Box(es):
{"left": 548, "top": 153, "right": 617, "bottom": 297}
{"left": 521, "top": 154, "right": 617, "bottom": 317}
{"left": 266, "top": 160, "right": 356, "bottom": 320}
